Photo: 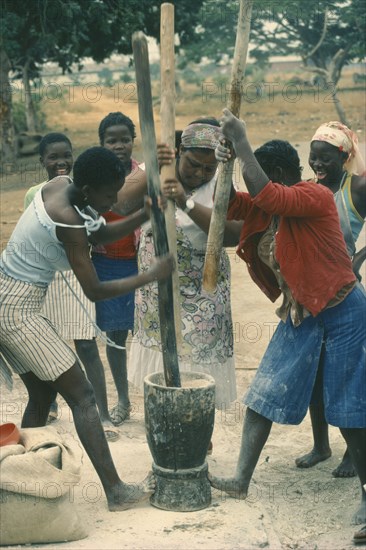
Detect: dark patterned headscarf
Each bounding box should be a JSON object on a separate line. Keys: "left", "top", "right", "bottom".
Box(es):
{"left": 181, "top": 123, "right": 222, "bottom": 150}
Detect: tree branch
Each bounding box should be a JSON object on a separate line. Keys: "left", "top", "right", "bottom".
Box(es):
{"left": 329, "top": 47, "right": 350, "bottom": 82}
{"left": 303, "top": 8, "right": 328, "bottom": 60}
{"left": 304, "top": 66, "right": 328, "bottom": 77}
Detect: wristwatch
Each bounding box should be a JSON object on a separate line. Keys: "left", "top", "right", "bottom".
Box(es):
{"left": 183, "top": 198, "right": 195, "bottom": 213}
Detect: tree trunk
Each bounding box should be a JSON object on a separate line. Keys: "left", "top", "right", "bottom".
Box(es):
{"left": 329, "top": 56, "right": 351, "bottom": 127}
{"left": 0, "top": 49, "right": 17, "bottom": 165}
{"left": 23, "top": 59, "right": 38, "bottom": 132}
{"left": 333, "top": 90, "right": 350, "bottom": 127}
{"left": 306, "top": 65, "right": 350, "bottom": 127}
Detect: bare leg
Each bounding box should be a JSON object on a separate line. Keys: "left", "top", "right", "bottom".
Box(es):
{"left": 46, "top": 339, "right": 113, "bottom": 429}
{"left": 74, "top": 339, "right": 117, "bottom": 439}
{"left": 20, "top": 373, "right": 57, "bottom": 427}
{"left": 295, "top": 403, "right": 332, "bottom": 468}
{"left": 340, "top": 427, "right": 366, "bottom": 524}
{"left": 209, "top": 408, "right": 272, "bottom": 498}
{"left": 107, "top": 330, "right": 131, "bottom": 425}
{"left": 47, "top": 362, "right": 154, "bottom": 510}
{"left": 22, "top": 363, "right": 155, "bottom": 511}
{"left": 296, "top": 351, "right": 332, "bottom": 468}
{"left": 295, "top": 347, "right": 355, "bottom": 474}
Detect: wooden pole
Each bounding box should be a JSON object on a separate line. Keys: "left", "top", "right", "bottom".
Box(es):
{"left": 202, "top": 0, "right": 253, "bottom": 293}
{"left": 132, "top": 31, "right": 181, "bottom": 388}
{"left": 160, "top": 3, "right": 182, "bottom": 349}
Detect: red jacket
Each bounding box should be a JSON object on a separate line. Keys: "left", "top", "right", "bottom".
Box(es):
{"left": 227, "top": 180, "right": 356, "bottom": 316}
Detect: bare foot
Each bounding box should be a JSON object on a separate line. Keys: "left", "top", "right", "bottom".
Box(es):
{"left": 332, "top": 450, "right": 356, "bottom": 478}
{"left": 295, "top": 448, "right": 331, "bottom": 468}
{"left": 352, "top": 500, "right": 366, "bottom": 525}
{"left": 107, "top": 473, "right": 156, "bottom": 511}
{"left": 208, "top": 473, "right": 248, "bottom": 499}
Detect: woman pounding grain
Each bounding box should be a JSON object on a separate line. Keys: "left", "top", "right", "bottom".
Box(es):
{"left": 0, "top": 147, "right": 174, "bottom": 511}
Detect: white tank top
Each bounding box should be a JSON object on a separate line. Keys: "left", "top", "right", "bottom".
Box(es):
{"left": 0, "top": 189, "right": 105, "bottom": 285}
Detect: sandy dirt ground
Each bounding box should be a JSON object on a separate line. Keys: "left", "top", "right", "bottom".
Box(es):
{"left": 0, "top": 254, "right": 365, "bottom": 550}
{"left": 1, "top": 154, "right": 365, "bottom": 549}
{"left": 0, "top": 80, "right": 365, "bottom": 548}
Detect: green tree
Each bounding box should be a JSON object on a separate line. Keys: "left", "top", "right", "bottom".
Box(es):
{"left": 252, "top": 0, "right": 365, "bottom": 124}
{"left": 176, "top": 1, "right": 266, "bottom": 67}
{"left": 179, "top": 0, "right": 365, "bottom": 124}
{"left": 1, "top": 0, "right": 206, "bottom": 163}
{"left": 1, "top": 0, "right": 87, "bottom": 162}
{"left": 98, "top": 67, "right": 114, "bottom": 87}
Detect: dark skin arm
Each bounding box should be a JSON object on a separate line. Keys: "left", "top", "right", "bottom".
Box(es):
{"left": 346, "top": 174, "right": 365, "bottom": 278}
{"left": 352, "top": 245, "right": 366, "bottom": 281}
{"left": 350, "top": 174, "right": 366, "bottom": 218}
{"left": 56, "top": 213, "right": 174, "bottom": 303}
{"left": 113, "top": 166, "right": 147, "bottom": 215}
{"left": 217, "top": 109, "right": 270, "bottom": 197}
{"left": 113, "top": 146, "right": 178, "bottom": 216}
{"left": 89, "top": 207, "right": 148, "bottom": 245}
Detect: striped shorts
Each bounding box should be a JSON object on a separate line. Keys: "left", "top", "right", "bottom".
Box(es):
{"left": 0, "top": 271, "right": 78, "bottom": 381}
{"left": 42, "top": 270, "right": 97, "bottom": 340}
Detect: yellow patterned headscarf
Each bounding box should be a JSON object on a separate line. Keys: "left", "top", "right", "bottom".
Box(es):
{"left": 311, "top": 121, "right": 365, "bottom": 175}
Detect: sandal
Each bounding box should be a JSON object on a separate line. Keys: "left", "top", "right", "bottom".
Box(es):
{"left": 353, "top": 525, "right": 366, "bottom": 544}
{"left": 103, "top": 425, "right": 120, "bottom": 443}
{"left": 109, "top": 404, "right": 132, "bottom": 426}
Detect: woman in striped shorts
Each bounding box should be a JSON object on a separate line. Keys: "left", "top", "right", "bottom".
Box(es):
{"left": 0, "top": 146, "right": 174, "bottom": 511}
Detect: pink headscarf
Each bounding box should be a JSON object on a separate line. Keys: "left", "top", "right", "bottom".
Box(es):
{"left": 311, "top": 121, "right": 365, "bottom": 175}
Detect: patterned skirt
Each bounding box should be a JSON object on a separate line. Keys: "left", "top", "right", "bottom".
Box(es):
{"left": 128, "top": 230, "right": 237, "bottom": 409}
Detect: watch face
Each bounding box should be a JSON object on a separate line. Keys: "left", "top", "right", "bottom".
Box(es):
{"left": 186, "top": 198, "right": 194, "bottom": 210}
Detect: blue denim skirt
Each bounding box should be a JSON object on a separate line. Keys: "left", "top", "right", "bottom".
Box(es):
{"left": 92, "top": 255, "right": 138, "bottom": 332}
{"left": 244, "top": 285, "right": 366, "bottom": 428}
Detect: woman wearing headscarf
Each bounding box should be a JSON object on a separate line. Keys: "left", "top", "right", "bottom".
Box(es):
{"left": 309, "top": 121, "right": 365, "bottom": 262}
{"left": 116, "top": 118, "right": 237, "bottom": 421}
{"left": 295, "top": 121, "right": 366, "bottom": 477}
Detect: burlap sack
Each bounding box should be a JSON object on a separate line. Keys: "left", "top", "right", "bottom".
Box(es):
{"left": 0, "top": 425, "right": 88, "bottom": 545}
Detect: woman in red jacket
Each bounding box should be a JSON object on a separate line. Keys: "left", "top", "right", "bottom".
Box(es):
{"left": 207, "top": 109, "right": 366, "bottom": 525}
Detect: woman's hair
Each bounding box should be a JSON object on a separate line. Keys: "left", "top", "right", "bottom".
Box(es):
{"left": 39, "top": 132, "right": 72, "bottom": 157}
{"left": 73, "top": 147, "right": 125, "bottom": 189}
{"left": 175, "top": 130, "right": 183, "bottom": 151}
{"left": 98, "top": 112, "right": 136, "bottom": 144}
{"left": 254, "top": 140, "right": 302, "bottom": 179}
{"left": 188, "top": 117, "right": 220, "bottom": 127}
